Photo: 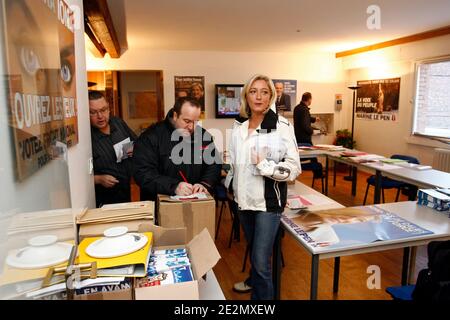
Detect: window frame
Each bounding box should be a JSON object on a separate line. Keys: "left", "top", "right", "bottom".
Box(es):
{"left": 412, "top": 55, "right": 450, "bottom": 140}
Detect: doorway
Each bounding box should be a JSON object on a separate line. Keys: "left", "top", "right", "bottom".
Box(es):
{"left": 87, "top": 70, "right": 165, "bottom": 135}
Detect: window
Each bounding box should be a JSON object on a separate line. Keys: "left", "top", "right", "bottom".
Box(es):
{"left": 413, "top": 58, "right": 450, "bottom": 139}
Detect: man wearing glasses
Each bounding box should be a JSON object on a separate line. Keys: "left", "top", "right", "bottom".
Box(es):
{"left": 89, "top": 91, "right": 137, "bottom": 207}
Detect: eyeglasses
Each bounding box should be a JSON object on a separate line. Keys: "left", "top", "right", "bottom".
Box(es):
{"left": 89, "top": 107, "right": 109, "bottom": 117}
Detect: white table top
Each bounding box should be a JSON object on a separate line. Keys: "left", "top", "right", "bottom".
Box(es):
{"left": 367, "top": 166, "right": 450, "bottom": 189}
{"left": 283, "top": 199, "right": 450, "bottom": 259}
{"left": 324, "top": 150, "right": 450, "bottom": 189}
{"left": 198, "top": 270, "right": 225, "bottom": 300}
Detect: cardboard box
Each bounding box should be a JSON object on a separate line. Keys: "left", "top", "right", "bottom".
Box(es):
{"left": 77, "top": 201, "right": 154, "bottom": 241}
{"left": 134, "top": 225, "right": 221, "bottom": 300}
{"left": 156, "top": 195, "right": 215, "bottom": 242}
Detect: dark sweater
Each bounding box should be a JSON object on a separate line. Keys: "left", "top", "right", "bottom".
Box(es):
{"left": 293, "top": 102, "right": 316, "bottom": 145}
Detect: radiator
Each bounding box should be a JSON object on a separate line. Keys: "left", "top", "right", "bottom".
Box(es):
{"left": 433, "top": 148, "right": 450, "bottom": 173}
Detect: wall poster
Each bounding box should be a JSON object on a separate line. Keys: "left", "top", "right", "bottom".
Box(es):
{"left": 174, "top": 76, "right": 205, "bottom": 118}
{"left": 272, "top": 79, "right": 297, "bottom": 112}
{"left": 356, "top": 78, "right": 401, "bottom": 122}
{"left": 2, "top": 0, "right": 78, "bottom": 181}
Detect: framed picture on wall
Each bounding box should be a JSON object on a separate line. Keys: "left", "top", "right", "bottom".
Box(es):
{"left": 272, "top": 79, "right": 297, "bottom": 113}
{"left": 215, "top": 84, "right": 243, "bottom": 118}
{"left": 174, "top": 76, "right": 205, "bottom": 118}
{"left": 128, "top": 91, "right": 158, "bottom": 119}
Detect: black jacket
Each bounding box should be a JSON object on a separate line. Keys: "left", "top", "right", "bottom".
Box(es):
{"left": 293, "top": 102, "right": 316, "bottom": 145}
{"left": 133, "top": 110, "right": 222, "bottom": 201}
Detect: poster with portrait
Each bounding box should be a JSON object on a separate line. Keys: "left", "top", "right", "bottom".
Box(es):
{"left": 272, "top": 79, "right": 297, "bottom": 112}
{"left": 282, "top": 206, "right": 432, "bottom": 253}
{"left": 174, "top": 76, "right": 205, "bottom": 117}
{"left": 356, "top": 78, "right": 401, "bottom": 122}
{"left": 2, "top": 0, "right": 78, "bottom": 181}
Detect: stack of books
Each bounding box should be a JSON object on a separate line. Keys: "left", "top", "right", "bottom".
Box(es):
{"left": 417, "top": 189, "right": 450, "bottom": 214}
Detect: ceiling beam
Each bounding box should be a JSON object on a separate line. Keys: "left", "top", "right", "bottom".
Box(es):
{"left": 84, "top": 19, "right": 107, "bottom": 57}
{"left": 336, "top": 25, "right": 450, "bottom": 58}
{"left": 83, "top": 0, "right": 121, "bottom": 58}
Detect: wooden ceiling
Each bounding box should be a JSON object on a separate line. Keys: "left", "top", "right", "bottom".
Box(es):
{"left": 83, "top": 0, "right": 121, "bottom": 58}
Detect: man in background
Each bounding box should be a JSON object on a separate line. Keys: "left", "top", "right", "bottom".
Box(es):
{"left": 89, "top": 91, "right": 137, "bottom": 207}
{"left": 293, "top": 92, "right": 320, "bottom": 144}
{"left": 293, "top": 92, "right": 323, "bottom": 180}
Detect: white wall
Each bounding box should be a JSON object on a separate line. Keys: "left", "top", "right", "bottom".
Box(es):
{"left": 87, "top": 49, "right": 349, "bottom": 151}
{"left": 342, "top": 34, "right": 450, "bottom": 165}
{"left": 67, "top": 0, "right": 96, "bottom": 211}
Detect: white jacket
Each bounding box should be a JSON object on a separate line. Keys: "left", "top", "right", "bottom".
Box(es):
{"left": 225, "top": 110, "right": 301, "bottom": 212}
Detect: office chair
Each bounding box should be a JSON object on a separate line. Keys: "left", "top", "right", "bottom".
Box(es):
{"left": 363, "top": 154, "right": 420, "bottom": 205}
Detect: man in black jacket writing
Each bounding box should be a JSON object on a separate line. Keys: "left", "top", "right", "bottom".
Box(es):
{"left": 133, "top": 97, "right": 221, "bottom": 200}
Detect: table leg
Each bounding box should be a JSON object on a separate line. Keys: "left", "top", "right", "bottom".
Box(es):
{"left": 408, "top": 189, "right": 417, "bottom": 201}
{"left": 272, "top": 226, "right": 282, "bottom": 300}
{"left": 401, "top": 247, "right": 410, "bottom": 286}
{"left": 333, "top": 160, "right": 337, "bottom": 187}
{"left": 408, "top": 247, "right": 417, "bottom": 285}
{"left": 310, "top": 255, "right": 319, "bottom": 300}
{"left": 351, "top": 166, "right": 358, "bottom": 196}
{"left": 374, "top": 170, "right": 382, "bottom": 204}
{"left": 333, "top": 257, "right": 340, "bottom": 294}
{"left": 325, "top": 156, "right": 329, "bottom": 195}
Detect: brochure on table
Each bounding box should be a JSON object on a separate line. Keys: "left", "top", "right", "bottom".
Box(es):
{"left": 281, "top": 205, "right": 433, "bottom": 254}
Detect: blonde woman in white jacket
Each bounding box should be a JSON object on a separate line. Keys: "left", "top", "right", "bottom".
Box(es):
{"left": 225, "top": 74, "right": 301, "bottom": 300}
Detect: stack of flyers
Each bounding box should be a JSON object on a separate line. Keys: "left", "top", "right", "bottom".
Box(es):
{"left": 153, "top": 249, "right": 187, "bottom": 256}
{"left": 137, "top": 266, "right": 194, "bottom": 288}
{"left": 148, "top": 257, "right": 191, "bottom": 274}
{"left": 148, "top": 248, "right": 191, "bottom": 274}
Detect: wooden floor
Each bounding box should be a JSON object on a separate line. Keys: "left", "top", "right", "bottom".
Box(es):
{"left": 130, "top": 166, "right": 428, "bottom": 300}
{"left": 211, "top": 166, "right": 427, "bottom": 300}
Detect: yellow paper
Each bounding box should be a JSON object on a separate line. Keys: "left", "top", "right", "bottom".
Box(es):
{"left": 78, "top": 232, "right": 153, "bottom": 276}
